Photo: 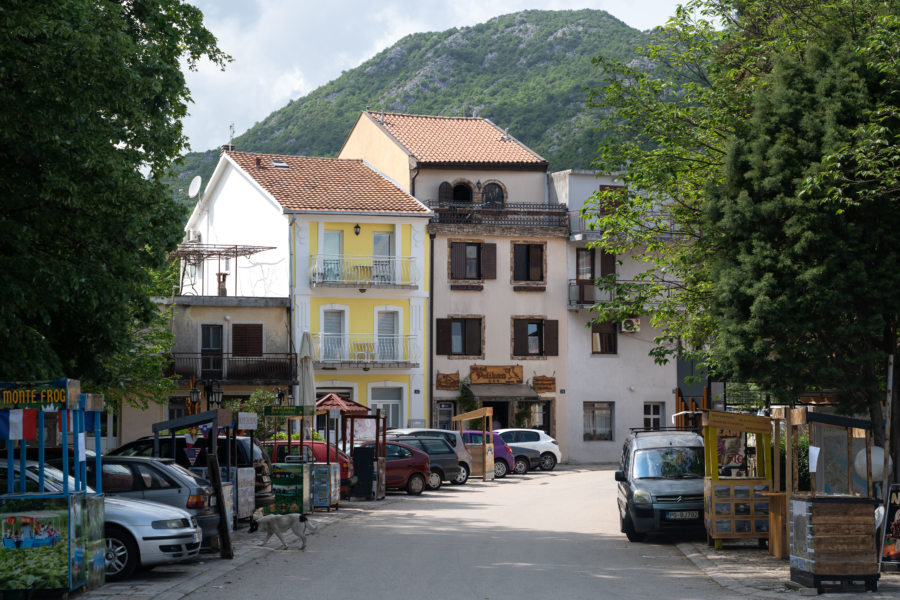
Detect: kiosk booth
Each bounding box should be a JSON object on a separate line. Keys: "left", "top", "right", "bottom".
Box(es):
{"left": 343, "top": 411, "right": 386, "bottom": 500}
{"left": 0, "top": 379, "right": 106, "bottom": 594}
{"left": 264, "top": 404, "right": 316, "bottom": 515}
{"left": 453, "top": 408, "right": 494, "bottom": 482}
{"left": 702, "top": 410, "right": 773, "bottom": 549}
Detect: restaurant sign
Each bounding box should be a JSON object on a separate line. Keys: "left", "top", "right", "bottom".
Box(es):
{"left": 470, "top": 365, "right": 523, "bottom": 385}
{"left": 532, "top": 376, "right": 556, "bottom": 394}
{"left": 436, "top": 372, "right": 460, "bottom": 391}
{"left": 264, "top": 405, "right": 315, "bottom": 417}
{"left": 0, "top": 379, "right": 80, "bottom": 410}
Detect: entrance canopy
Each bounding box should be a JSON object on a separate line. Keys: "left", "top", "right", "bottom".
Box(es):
{"left": 465, "top": 383, "right": 539, "bottom": 399}
{"left": 316, "top": 393, "right": 370, "bottom": 416}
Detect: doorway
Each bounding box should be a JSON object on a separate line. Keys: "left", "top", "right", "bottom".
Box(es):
{"left": 480, "top": 400, "right": 510, "bottom": 430}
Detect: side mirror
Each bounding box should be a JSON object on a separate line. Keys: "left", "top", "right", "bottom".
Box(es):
{"left": 614, "top": 470, "right": 626, "bottom": 482}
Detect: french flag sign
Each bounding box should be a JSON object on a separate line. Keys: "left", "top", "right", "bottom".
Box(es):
{"left": 0, "top": 409, "right": 38, "bottom": 440}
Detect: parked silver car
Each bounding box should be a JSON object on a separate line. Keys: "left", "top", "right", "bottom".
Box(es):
{"left": 83, "top": 456, "right": 219, "bottom": 543}
{"left": 1, "top": 461, "right": 202, "bottom": 580}
{"left": 387, "top": 428, "right": 473, "bottom": 484}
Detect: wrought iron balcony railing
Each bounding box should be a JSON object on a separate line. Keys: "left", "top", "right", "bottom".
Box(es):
{"left": 311, "top": 334, "right": 420, "bottom": 366}
{"left": 168, "top": 353, "right": 295, "bottom": 381}
{"left": 428, "top": 201, "right": 568, "bottom": 228}
{"left": 309, "top": 255, "right": 418, "bottom": 287}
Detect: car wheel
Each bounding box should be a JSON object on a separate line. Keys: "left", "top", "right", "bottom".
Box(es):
{"left": 494, "top": 459, "right": 508, "bottom": 479}
{"left": 406, "top": 473, "right": 426, "bottom": 495}
{"left": 105, "top": 525, "right": 139, "bottom": 581}
{"left": 623, "top": 514, "right": 645, "bottom": 543}
{"left": 451, "top": 463, "right": 469, "bottom": 485}
{"left": 427, "top": 469, "right": 443, "bottom": 490}
{"left": 539, "top": 452, "right": 557, "bottom": 471}
{"left": 514, "top": 457, "right": 529, "bottom": 475}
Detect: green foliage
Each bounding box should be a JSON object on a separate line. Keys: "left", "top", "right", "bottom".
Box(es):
{"left": 456, "top": 379, "right": 477, "bottom": 414}
{"left": 777, "top": 432, "right": 810, "bottom": 492}
{"left": 165, "top": 9, "right": 647, "bottom": 205}
{"left": 224, "top": 388, "right": 278, "bottom": 440}
{"left": 0, "top": 544, "right": 69, "bottom": 590}
{"left": 0, "top": 0, "right": 228, "bottom": 381}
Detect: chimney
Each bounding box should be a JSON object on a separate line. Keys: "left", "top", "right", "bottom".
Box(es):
{"left": 380, "top": 109, "right": 385, "bottom": 124}
{"left": 504, "top": 128, "right": 510, "bottom": 142}
{"left": 221, "top": 144, "right": 235, "bottom": 154}
{"left": 216, "top": 272, "right": 228, "bottom": 296}
{"left": 255, "top": 157, "right": 261, "bottom": 168}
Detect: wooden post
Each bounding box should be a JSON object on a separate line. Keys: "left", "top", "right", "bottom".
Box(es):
{"left": 866, "top": 430, "right": 873, "bottom": 498}
{"left": 847, "top": 428, "right": 854, "bottom": 496}
{"left": 785, "top": 408, "right": 795, "bottom": 499}
{"left": 206, "top": 454, "right": 233, "bottom": 559}
{"left": 773, "top": 411, "right": 782, "bottom": 493}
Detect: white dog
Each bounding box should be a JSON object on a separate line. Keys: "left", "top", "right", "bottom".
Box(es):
{"left": 248, "top": 513, "right": 317, "bottom": 550}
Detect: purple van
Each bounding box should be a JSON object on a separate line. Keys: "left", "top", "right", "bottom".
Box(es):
{"left": 461, "top": 430, "right": 515, "bottom": 478}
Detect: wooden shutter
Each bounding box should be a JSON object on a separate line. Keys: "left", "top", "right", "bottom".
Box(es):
{"left": 513, "top": 319, "right": 529, "bottom": 356}
{"left": 529, "top": 244, "right": 543, "bottom": 281}
{"left": 438, "top": 181, "right": 452, "bottom": 204}
{"left": 481, "top": 243, "right": 496, "bottom": 279}
{"left": 600, "top": 251, "right": 616, "bottom": 277}
{"left": 232, "top": 324, "right": 263, "bottom": 357}
{"left": 450, "top": 242, "right": 466, "bottom": 279}
{"left": 465, "top": 318, "right": 481, "bottom": 355}
{"left": 436, "top": 319, "right": 452, "bottom": 355}
{"left": 543, "top": 320, "right": 558, "bottom": 356}
{"left": 513, "top": 244, "right": 528, "bottom": 281}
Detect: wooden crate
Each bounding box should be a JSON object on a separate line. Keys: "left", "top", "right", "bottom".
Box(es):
{"left": 789, "top": 496, "right": 879, "bottom": 588}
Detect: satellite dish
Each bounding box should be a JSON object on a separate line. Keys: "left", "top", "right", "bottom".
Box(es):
{"left": 188, "top": 175, "right": 202, "bottom": 199}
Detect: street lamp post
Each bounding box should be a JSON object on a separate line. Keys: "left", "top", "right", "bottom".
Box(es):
{"left": 190, "top": 380, "right": 223, "bottom": 413}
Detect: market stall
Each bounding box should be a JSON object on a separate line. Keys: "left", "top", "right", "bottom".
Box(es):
{"left": 0, "top": 379, "right": 105, "bottom": 594}
{"left": 776, "top": 407, "right": 879, "bottom": 593}
{"left": 702, "top": 410, "right": 773, "bottom": 549}
{"left": 264, "top": 404, "right": 316, "bottom": 514}
{"left": 453, "top": 407, "right": 494, "bottom": 482}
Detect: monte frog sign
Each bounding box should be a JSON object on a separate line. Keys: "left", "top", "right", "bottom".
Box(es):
{"left": 0, "top": 379, "right": 80, "bottom": 410}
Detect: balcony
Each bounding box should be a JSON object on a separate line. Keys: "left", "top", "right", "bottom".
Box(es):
{"left": 569, "top": 211, "right": 605, "bottom": 241}
{"left": 311, "top": 334, "right": 420, "bottom": 368}
{"left": 169, "top": 353, "right": 295, "bottom": 383}
{"left": 568, "top": 279, "right": 613, "bottom": 309}
{"left": 429, "top": 201, "right": 568, "bottom": 230}
{"left": 309, "top": 255, "right": 418, "bottom": 288}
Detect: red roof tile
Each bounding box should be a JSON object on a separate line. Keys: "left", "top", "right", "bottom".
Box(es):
{"left": 364, "top": 111, "right": 547, "bottom": 167}
{"left": 316, "top": 393, "right": 370, "bottom": 415}
{"left": 225, "top": 151, "right": 429, "bottom": 214}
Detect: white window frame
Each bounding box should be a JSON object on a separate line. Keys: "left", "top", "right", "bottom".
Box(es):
{"left": 367, "top": 382, "right": 406, "bottom": 429}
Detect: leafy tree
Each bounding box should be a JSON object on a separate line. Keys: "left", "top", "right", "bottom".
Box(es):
{"left": 224, "top": 389, "right": 279, "bottom": 441}
{"left": 0, "top": 1, "right": 228, "bottom": 384}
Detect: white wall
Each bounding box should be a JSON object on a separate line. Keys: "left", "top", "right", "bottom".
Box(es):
{"left": 416, "top": 169, "right": 546, "bottom": 205}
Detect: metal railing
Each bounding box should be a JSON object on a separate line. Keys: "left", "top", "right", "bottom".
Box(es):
{"left": 168, "top": 353, "right": 295, "bottom": 381}
{"left": 568, "top": 279, "right": 613, "bottom": 307}
{"left": 567, "top": 279, "right": 678, "bottom": 308}
{"left": 311, "top": 334, "right": 419, "bottom": 365}
{"left": 309, "top": 255, "right": 418, "bottom": 287}
{"left": 428, "top": 201, "right": 568, "bottom": 228}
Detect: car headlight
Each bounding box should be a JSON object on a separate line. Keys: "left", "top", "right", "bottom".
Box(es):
{"left": 152, "top": 518, "right": 190, "bottom": 530}
{"left": 632, "top": 489, "right": 652, "bottom": 505}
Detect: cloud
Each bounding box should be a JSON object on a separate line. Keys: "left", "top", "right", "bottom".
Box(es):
{"left": 182, "top": 0, "right": 681, "bottom": 152}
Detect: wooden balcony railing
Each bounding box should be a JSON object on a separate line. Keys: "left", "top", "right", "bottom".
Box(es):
{"left": 168, "top": 353, "right": 295, "bottom": 381}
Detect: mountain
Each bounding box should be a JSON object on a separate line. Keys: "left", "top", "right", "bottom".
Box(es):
{"left": 167, "top": 9, "right": 647, "bottom": 205}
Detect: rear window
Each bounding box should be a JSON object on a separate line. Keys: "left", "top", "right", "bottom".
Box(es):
{"left": 169, "top": 462, "right": 209, "bottom": 485}
{"left": 420, "top": 439, "right": 452, "bottom": 454}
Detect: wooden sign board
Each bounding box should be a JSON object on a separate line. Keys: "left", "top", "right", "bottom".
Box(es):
{"left": 470, "top": 365, "right": 522, "bottom": 385}
{"left": 436, "top": 372, "right": 460, "bottom": 391}
{"left": 703, "top": 409, "right": 771, "bottom": 435}
{"left": 532, "top": 376, "right": 556, "bottom": 394}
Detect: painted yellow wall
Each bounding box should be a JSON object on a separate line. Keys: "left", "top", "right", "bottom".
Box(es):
{"left": 314, "top": 373, "right": 414, "bottom": 415}
{"left": 311, "top": 297, "right": 412, "bottom": 334}
{"left": 402, "top": 224, "right": 411, "bottom": 259}
{"left": 339, "top": 116, "right": 412, "bottom": 190}
{"left": 309, "top": 222, "right": 318, "bottom": 254}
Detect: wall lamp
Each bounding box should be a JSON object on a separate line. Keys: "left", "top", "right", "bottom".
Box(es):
{"left": 354, "top": 224, "right": 361, "bottom": 236}
{"left": 190, "top": 379, "right": 224, "bottom": 412}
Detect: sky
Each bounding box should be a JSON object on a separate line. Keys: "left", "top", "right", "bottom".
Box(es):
{"left": 183, "top": 0, "right": 684, "bottom": 153}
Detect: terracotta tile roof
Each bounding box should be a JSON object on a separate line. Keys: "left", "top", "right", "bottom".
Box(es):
{"left": 225, "top": 151, "right": 429, "bottom": 214}
{"left": 316, "top": 393, "right": 370, "bottom": 415}
{"left": 365, "top": 111, "right": 547, "bottom": 168}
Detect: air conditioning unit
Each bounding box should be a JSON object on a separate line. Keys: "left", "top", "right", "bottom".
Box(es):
{"left": 620, "top": 318, "right": 641, "bottom": 333}
{"left": 190, "top": 230, "right": 201, "bottom": 243}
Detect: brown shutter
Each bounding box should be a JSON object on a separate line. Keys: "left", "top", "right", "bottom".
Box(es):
{"left": 438, "top": 181, "right": 452, "bottom": 204}
{"left": 529, "top": 244, "right": 544, "bottom": 281}
{"left": 436, "top": 319, "right": 452, "bottom": 355}
{"left": 465, "top": 318, "right": 481, "bottom": 355}
{"left": 600, "top": 251, "right": 616, "bottom": 277}
{"left": 450, "top": 242, "right": 466, "bottom": 279}
{"left": 232, "top": 324, "right": 263, "bottom": 357}
{"left": 513, "top": 319, "right": 529, "bottom": 356}
{"left": 481, "top": 243, "right": 496, "bottom": 279}
{"left": 513, "top": 244, "right": 527, "bottom": 281}
{"left": 543, "top": 320, "right": 558, "bottom": 356}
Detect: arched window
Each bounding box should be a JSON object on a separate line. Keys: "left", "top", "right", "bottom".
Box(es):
{"left": 482, "top": 183, "right": 504, "bottom": 208}
{"left": 438, "top": 182, "right": 452, "bottom": 204}
{"left": 452, "top": 183, "right": 473, "bottom": 203}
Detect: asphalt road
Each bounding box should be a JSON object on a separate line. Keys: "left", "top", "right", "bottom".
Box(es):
{"left": 182, "top": 465, "right": 738, "bottom": 600}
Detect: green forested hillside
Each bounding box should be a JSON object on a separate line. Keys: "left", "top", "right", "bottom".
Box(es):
{"left": 167, "top": 9, "right": 646, "bottom": 205}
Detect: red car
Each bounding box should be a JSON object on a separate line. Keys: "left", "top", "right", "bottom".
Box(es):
{"left": 261, "top": 440, "right": 356, "bottom": 497}
{"left": 360, "top": 440, "right": 430, "bottom": 495}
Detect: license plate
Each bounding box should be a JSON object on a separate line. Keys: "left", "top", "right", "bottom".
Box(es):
{"left": 666, "top": 510, "right": 698, "bottom": 520}
{"left": 192, "top": 531, "right": 201, "bottom": 543}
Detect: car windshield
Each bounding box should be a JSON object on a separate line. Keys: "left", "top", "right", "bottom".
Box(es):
{"left": 632, "top": 447, "right": 703, "bottom": 479}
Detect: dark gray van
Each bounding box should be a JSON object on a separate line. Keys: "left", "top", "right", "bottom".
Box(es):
{"left": 615, "top": 430, "right": 705, "bottom": 542}
{"left": 388, "top": 436, "right": 461, "bottom": 490}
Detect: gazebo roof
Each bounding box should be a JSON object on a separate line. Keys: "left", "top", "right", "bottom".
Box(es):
{"left": 315, "top": 393, "right": 370, "bottom": 416}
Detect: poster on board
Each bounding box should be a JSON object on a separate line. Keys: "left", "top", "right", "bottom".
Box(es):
{"left": 882, "top": 484, "right": 900, "bottom": 564}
